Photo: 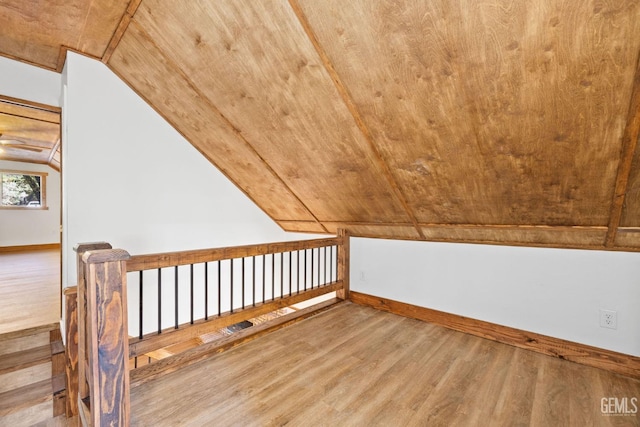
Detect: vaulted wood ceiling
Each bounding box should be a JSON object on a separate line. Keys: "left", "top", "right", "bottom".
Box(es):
{"left": 2, "top": 0, "right": 640, "bottom": 251}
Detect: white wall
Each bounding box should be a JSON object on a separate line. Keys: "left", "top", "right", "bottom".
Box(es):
{"left": 61, "top": 52, "right": 314, "bottom": 288}
{"left": 0, "top": 56, "right": 62, "bottom": 107}
{"left": 0, "top": 160, "right": 60, "bottom": 246}
{"left": 351, "top": 237, "right": 640, "bottom": 356}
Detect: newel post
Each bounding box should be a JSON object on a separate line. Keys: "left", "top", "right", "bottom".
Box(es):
{"left": 70, "top": 243, "right": 112, "bottom": 419}
{"left": 337, "top": 229, "right": 350, "bottom": 300}
{"left": 78, "top": 247, "right": 131, "bottom": 427}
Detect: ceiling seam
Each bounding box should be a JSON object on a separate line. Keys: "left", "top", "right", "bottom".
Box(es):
{"left": 604, "top": 48, "right": 640, "bottom": 247}
{"left": 287, "top": 0, "right": 425, "bottom": 239}
{"left": 101, "top": 0, "right": 144, "bottom": 65}
{"left": 117, "top": 20, "right": 329, "bottom": 234}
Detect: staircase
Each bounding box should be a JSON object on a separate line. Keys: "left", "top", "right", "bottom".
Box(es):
{"left": 0, "top": 323, "right": 70, "bottom": 426}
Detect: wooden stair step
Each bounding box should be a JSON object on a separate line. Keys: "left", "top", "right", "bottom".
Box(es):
{"left": 0, "top": 378, "right": 53, "bottom": 416}
{"left": 0, "top": 344, "right": 51, "bottom": 376}
{"left": 0, "top": 323, "right": 59, "bottom": 344}
{"left": 0, "top": 325, "right": 59, "bottom": 356}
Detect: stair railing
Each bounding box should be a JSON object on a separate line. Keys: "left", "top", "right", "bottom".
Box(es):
{"left": 66, "top": 231, "right": 349, "bottom": 426}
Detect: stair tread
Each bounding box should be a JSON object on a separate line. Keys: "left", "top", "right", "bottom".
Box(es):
{"left": 0, "top": 344, "right": 51, "bottom": 375}
{"left": 0, "top": 323, "right": 59, "bottom": 343}
{"left": 0, "top": 378, "right": 52, "bottom": 416}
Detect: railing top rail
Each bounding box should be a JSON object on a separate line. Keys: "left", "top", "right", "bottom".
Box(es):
{"left": 126, "top": 236, "right": 342, "bottom": 272}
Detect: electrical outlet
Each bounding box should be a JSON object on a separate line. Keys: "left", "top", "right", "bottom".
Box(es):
{"left": 600, "top": 309, "right": 617, "bottom": 330}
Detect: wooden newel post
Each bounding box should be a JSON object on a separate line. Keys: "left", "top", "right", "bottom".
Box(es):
{"left": 78, "top": 247, "right": 131, "bottom": 427}
{"left": 337, "top": 229, "right": 350, "bottom": 300}
{"left": 70, "top": 243, "right": 112, "bottom": 419}
{"left": 63, "top": 286, "right": 78, "bottom": 418}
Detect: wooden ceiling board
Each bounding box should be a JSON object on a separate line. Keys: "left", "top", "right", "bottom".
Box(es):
{"left": 108, "top": 21, "right": 318, "bottom": 223}
{"left": 614, "top": 58, "right": 640, "bottom": 230}
{"left": 131, "top": 0, "right": 412, "bottom": 224}
{"left": 614, "top": 230, "right": 640, "bottom": 248}
{"left": 0, "top": 0, "right": 130, "bottom": 70}
{"left": 421, "top": 225, "right": 607, "bottom": 248}
{"left": 296, "top": 0, "right": 640, "bottom": 227}
{"left": 278, "top": 221, "right": 329, "bottom": 234}
{"left": 0, "top": 108, "right": 59, "bottom": 164}
{"left": 322, "top": 223, "right": 421, "bottom": 240}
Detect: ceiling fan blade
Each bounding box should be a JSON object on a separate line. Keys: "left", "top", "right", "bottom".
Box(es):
{"left": 0, "top": 142, "right": 43, "bottom": 152}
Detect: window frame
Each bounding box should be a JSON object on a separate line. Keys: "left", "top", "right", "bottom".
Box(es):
{"left": 0, "top": 169, "right": 48, "bottom": 210}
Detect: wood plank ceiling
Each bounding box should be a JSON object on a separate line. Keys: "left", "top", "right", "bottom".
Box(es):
{"left": 2, "top": 0, "right": 640, "bottom": 250}
{"left": 0, "top": 98, "right": 61, "bottom": 170}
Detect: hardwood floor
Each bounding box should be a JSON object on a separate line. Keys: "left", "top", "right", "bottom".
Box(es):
{"left": 0, "top": 249, "right": 60, "bottom": 334}
{"left": 131, "top": 303, "right": 640, "bottom": 426}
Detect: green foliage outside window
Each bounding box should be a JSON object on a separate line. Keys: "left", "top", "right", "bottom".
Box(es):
{"left": 1, "top": 171, "right": 44, "bottom": 207}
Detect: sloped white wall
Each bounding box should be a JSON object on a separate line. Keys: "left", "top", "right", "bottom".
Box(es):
{"left": 61, "top": 52, "right": 313, "bottom": 287}
{"left": 0, "top": 160, "right": 60, "bottom": 246}
{"left": 351, "top": 237, "right": 640, "bottom": 356}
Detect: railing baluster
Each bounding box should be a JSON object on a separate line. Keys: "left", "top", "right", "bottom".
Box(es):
{"left": 288, "top": 251, "right": 292, "bottom": 296}
{"left": 330, "top": 245, "right": 333, "bottom": 283}
{"left": 230, "top": 258, "right": 234, "bottom": 313}
{"left": 157, "top": 268, "right": 162, "bottom": 334}
{"left": 190, "top": 264, "right": 194, "bottom": 324}
{"left": 317, "top": 248, "right": 320, "bottom": 288}
{"left": 297, "top": 250, "right": 300, "bottom": 294}
{"left": 217, "top": 261, "right": 221, "bottom": 316}
{"left": 174, "top": 266, "right": 179, "bottom": 330}
{"left": 252, "top": 256, "right": 256, "bottom": 307}
{"left": 324, "top": 246, "right": 327, "bottom": 286}
{"left": 280, "top": 252, "right": 284, "bottom": 299}
{"left": 262, "top": 254, "right": 266, "bottom": 304}
{"left": 335, "top": 244, "right": 339, "bottom": 283}
{"left": 242, "top": 257, "right": 246, "bottom": 310}
{"left": 272, "top": 253, "right": 276, "bottom": 299}
{"left": 311, "top": 248, "right": 315, "bottom": 289}
{"left": 304, "top": 249, "right": 308, "bottom": 291}
{"left": 139, "top": 271, "right": 143, "bottom": 339}
{"left": 205, "top": 262, "right": 209, "bottom": 320}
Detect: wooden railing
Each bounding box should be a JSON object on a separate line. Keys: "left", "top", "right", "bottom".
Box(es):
{"left": 65, "top": 231, "right": 349, "bottom": 426}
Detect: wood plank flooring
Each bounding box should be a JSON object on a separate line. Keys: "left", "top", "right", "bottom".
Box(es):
{"left": 0, "top": 249, "right": 60, "bottom": 334}
{"left": 131, "top": 303, "right": 640, "bottom": 426}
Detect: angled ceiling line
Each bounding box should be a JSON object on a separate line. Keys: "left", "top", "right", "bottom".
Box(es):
{"left": 0, "top": 111, "right": 59, "bottom": 125}
{"left": 605, "top": 50, "right": 640, "bottom": 247}
{"left": 287, "top": 0, "right": 425, "bottom": 240}
{"left": 0, "top": 95, "right": 61, "bottom": 114}
{"left": 48, "top": 137, "right": 61, "bottom": 165}
{"left": 119, "top": 19, "right": 329, "bottom": 234}
{"left": 102, "top": 0, "right": 144, "bottom": 65}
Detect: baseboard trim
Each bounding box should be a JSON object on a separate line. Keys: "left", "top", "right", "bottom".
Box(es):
{"left": 0, "top": 243, "right": 60, "bottom": 253}
{"left": 350, "top": 291, "right": 640, "bottom": 379}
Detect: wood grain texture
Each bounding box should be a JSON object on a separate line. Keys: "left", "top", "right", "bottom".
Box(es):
{"left": 126, "top": 237, "right": 340, "bottom": 271}
{"left": 63, "top": 287, "right": 78, "bottom": 417}
{"left": 0, "top": 0, "right": 130, "bottom": 70}
{"left": 616, "top": 52, "right": 640, "bottom": 233}
{"left": 337, "top": 229, "right": 350, "bottom": 300}
{"left": 351, "top": 291, "right": 640, "bottom": 379}
{"left": 130, "top": 298, "right": 342, "bottom": 388}
{"left": 0, "top": 103, "right": 60, "bottom": 164}
{"left": 0, "top": 250, "right": 60, "bottom": 335}
{"left": 296, "top": 0, "right": 640, "bottom": 229}
{"left": 129, "top": 303, "right": 640, "bottom": 426}
{"left": 84, "top": 255, "right": 131, "bottom": 426}
{"left": 129, "top": 0, "right": 411, "bottom": 224}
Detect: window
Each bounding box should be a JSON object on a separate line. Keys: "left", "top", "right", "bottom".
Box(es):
{"left": 0, "top": 170, "right": 47, "bottom": 209}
